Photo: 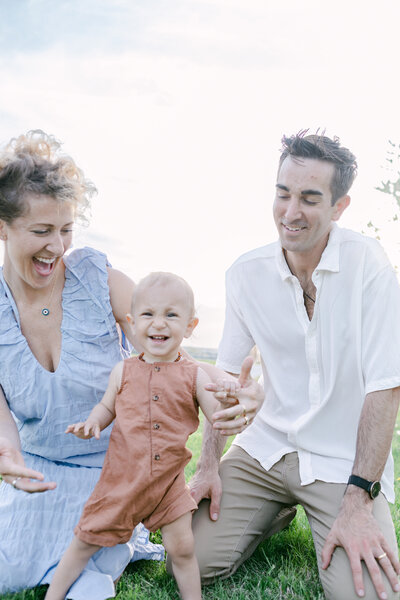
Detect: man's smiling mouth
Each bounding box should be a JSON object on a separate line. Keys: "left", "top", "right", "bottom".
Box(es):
{"left": 282, "top": 224, "right": 307, "bottom": 232}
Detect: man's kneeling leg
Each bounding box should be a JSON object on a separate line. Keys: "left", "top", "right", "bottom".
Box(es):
{"left": 190, "top": 446, "right": 297, "bottom": 583}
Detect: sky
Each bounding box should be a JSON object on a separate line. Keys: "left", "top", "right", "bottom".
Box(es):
{"left": 1, "top": 0, "right": 400, "bottom": 347}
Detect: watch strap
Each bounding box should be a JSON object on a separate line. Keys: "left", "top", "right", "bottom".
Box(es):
{"left": 347, "top": 475, "right": 380, "bottom": 499}
{"left": 347, "top": 475, "right": 371, "bottom": 492}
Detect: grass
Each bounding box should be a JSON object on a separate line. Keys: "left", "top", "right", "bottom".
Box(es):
{"left": 3, "top": 415, "right": 400, "bottom": 600}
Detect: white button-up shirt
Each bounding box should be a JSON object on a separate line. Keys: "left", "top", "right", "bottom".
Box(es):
{"left": 216, "top": 224, "right": 400, "bottom": 502}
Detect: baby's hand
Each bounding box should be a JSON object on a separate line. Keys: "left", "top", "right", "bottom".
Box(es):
{"left": 206, "top": 378, "right": 241, "bottom": 409}
{"left": 65, "top": 421, "right": 101, "bottom": 440}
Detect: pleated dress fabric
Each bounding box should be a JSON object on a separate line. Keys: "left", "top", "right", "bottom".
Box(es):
{"left": 0, "top": 247, "right": 164, "bottom": 599}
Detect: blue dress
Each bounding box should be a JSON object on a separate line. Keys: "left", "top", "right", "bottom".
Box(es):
{"left": 0, "top": 247, "right": 164, "bottom": 599}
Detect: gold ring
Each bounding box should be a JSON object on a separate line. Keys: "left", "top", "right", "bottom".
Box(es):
{"left": 377, "top": 552, "right": 387, "bottom": 561}
{"left": 11, "top": 477, "right": 22, "bottom": 489}
{"left": 244, "top": 415, "right": 249, "bottom": 426}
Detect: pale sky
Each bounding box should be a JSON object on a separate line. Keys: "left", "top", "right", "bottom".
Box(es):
{"left": 1, "top": 0, "right": 400, "bottom": 346}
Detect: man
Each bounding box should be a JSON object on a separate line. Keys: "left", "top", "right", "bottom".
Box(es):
{"left": 191, "top": 133, "right": 400, "bottom": 600}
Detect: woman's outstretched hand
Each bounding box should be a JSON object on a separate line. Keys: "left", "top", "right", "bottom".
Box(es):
{"left": 0, "top": 437, "right": 56, "bottom": 493}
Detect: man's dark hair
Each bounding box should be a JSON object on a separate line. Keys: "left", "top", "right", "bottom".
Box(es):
{"left": 279, "top": 131, "right": 358, "bottom": 205}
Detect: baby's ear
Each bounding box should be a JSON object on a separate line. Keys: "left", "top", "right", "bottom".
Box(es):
{"left": 184, "top": 317, "right": 199, "bottom": 338}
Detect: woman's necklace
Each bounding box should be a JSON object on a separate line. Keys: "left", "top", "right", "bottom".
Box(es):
{"left": 3, "top": 270, "right": 59, "bottom": 317}
{"left": 41, "top": 274, "right": 58, "bottom": 317}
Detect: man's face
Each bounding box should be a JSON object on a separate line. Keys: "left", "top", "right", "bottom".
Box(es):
{"left": 273, "top": 156, "right": 348, "bottom": 256}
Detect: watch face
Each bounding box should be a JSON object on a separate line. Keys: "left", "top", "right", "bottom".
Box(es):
{"left": 370, "top": 481, "right": 381, "bottom": 499}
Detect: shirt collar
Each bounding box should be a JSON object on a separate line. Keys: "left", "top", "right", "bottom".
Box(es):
{"left": 275, "top": 223, "right": 341, "bottom": 281}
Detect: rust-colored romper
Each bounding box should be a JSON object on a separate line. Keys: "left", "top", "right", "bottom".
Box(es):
{"left": 75, "top": 356, "right": 199, "bottom": 546}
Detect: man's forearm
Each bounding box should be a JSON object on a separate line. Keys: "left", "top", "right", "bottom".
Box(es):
{"left": 196, "top": 418, "right": 227, "bottom": 473}
{"left": 351, "top": 387, "right": 399, "bottom": 482}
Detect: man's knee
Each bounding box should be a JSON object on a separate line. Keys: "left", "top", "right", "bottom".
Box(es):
{"left": 192, "top": 499, "right": 237, "bottom": 583}
{"left": 320, "top": 546, "right": 400, "bottom": 600}
{"left": 193, "top": 500, "right": 297, "bottom": 584}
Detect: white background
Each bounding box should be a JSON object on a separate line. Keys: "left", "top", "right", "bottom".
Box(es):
{"left": 1, "top": 0, "right": 400, "bottom": 346}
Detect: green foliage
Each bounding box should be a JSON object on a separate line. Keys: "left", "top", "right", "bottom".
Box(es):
{"left": 376, "top": 140, "right": 400, "bottom": 220}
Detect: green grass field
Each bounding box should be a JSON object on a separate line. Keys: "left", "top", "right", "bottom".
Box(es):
{"left": 3, "top": 416, "right": 400, "bottom": 600}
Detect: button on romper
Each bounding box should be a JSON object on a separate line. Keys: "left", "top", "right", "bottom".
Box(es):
{"left": 75, "top": 356, "right": 199, "bottom": 546}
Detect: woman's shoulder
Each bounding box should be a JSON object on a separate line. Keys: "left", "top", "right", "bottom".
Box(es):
{"left": 0, "top": 268, "right": 20, "bottom": 344}
{"left": 62, "top": 247, "right": 113, "bottom": 307}
{"left": 63, "top": 246, "right": 111, "bottom": 274}
{"left": 0, "top": 268, "right": 13, "bottom": 314}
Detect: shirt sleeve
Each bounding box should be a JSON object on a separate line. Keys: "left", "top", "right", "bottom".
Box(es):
{"left": 362, "top": 262, "right": 400, "bottom": 395}
{"left": 216, "top": 266, "right": 255, "bottom": 374}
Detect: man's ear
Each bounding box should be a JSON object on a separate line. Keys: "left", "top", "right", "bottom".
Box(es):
{"left": 126, "top": 313, "right": 134, "bottom": 326}
{"left": 184, "top": 317, "right": 199, "bottom": 338}
{"left": 332, "top": 195, "right": 350, "bottom": 222}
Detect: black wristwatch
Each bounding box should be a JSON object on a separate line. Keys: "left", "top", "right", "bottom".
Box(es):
{"left": 347, "top": 475, "right": 381, "bottom": 499}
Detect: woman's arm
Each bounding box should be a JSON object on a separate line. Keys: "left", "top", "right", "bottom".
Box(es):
{"left": 0, "top": 388, "right": 56, "bottom": 492}
{"left": 0, "top": 387, "right": 21, "bottom": 450}
{"left": 107, "top": 267, "right": 139, "bottom": 347}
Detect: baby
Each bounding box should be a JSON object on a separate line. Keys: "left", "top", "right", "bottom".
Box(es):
{"left": 45, "top": 272, "right": 238, "bottom": 600}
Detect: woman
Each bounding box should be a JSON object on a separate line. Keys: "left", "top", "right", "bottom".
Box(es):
{"left": 0, "top": 130, "right": 165, "bottom": 599}
{"left": 0, "top": 131, "right": 260, "bottom": 598}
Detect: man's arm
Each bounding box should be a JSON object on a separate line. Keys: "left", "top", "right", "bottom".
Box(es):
{"left": 189, "top": 417, "right": 227, "bottom": 521}
{"left": 322, "top": 387, "right": 400, "bottom": 599}
{"left": 190, "top": 357, "right": 261, "bottom": 520}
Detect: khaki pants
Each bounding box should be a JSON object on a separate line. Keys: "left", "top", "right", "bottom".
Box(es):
{"left": 192, "top": 446, "right": 399, "bottom": 600}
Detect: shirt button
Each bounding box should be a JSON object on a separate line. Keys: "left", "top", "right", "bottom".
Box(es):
{"left": 154, "top": 366, "right": 160, "bottom": 372}
{"left": 153, "top": 423, "right": 160, "bottom": 430}
{"left": 152, "top": 395, "right": 159, "bottom": 401}
{"left": 154, "top": 454, "right": 160, "bottom": 461}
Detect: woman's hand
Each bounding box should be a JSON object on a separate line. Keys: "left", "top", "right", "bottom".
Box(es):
{"left": 205, "top": 356, "right": 264, "bottom": 436}
{"left": 0, "top": 437, "right": 56, "bottom": 493}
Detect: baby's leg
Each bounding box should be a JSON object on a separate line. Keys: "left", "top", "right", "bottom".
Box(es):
{"left": 161, "top": 511, "right": 201, "bottom": 600}
{"left": 45, "top": 535, "right": 101, "bottom": 600}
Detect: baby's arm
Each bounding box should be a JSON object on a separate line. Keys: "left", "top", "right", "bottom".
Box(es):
{"left": 66, "top": 361, "right": 124, "bottom": 440}
{"left": 196, "top": 367, "right": 240, "bottom": 424}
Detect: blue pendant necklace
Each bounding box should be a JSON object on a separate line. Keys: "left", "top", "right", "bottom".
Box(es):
{"left": 41, "top": 274, "right": 57, "bottom": 317}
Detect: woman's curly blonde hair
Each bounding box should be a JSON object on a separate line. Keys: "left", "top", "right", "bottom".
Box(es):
{"left": 0, "top": 130, "right": 96, "bottom": 223}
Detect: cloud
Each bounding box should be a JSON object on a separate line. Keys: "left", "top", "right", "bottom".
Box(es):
{"left": 2, "top": 0, "right": 398, "bottom": 73}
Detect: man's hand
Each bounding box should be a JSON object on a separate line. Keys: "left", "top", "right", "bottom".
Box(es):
{"left": 191, "top": 357, "right": 264, "bottom": 520}
{"left": 206, "top": 357, "right": 264, "bottom": 435}
{"left": 190, "top": 463, "right": 222, "bottom": 522}
{"left": 321, "top": 489, "right": 400, "bottom": 599}
{"left": 0, "top": 437, "right": 56, "bottom": 493}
